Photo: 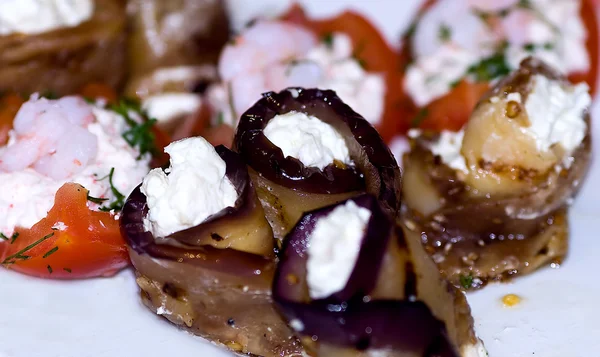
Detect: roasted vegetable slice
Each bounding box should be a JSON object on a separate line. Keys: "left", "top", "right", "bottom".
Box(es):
{"left": 401, "top": 58, "right": 591, "bottom": 288}
{"left": 234, "top": 88, "right": 402, "bottom": 239}
{"left": 121, "top": 145, "right": 303, "bottom": 357}
{"left": 273, "top": 194, "right": 482, "bottom": 356}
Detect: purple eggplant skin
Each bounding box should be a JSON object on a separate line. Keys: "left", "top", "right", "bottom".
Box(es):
{"left": 273, "top": 194, "right": 391, "bottom": 302}
{"left": 234, "top": 88, "right": 401, "bottom": 214}
{"left": 121, "top": 145, "right": 274, "bottom": 276}
{"left": 272, "top": 194, "right": 458, "bottom": 356}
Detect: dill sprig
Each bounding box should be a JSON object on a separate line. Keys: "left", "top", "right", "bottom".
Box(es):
{"left": 0, "top": 232, "right": 18, "bottom": 243}
{"left": 98, "top": 168, "right": 125, "bottom": 212}
{"left": 109, "top": 98, "right": 158, "bottom": 159}
{"left": 42, "top": 246, "right": 59, "bottom": 259}
{"left": 2, "top": 232, "right": 55, "bottom": 265}
{"left": 87, "top": 194, "right": 108, "bottom": 205}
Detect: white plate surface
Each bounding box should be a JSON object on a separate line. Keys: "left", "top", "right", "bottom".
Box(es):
{"left": 1, "top": 1, "right": 598, "bottom": 356}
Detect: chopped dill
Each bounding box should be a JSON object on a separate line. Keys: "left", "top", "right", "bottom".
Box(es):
{"left": 109, "top": 98, "right": 158, "bottom": 159}
{"left": 411, "top": 108, "right": 429, "bottom": 128}
{"left": 87, "top": 194, "right": 108, "bottom": 205}
{"left": 63, "top": 268, "right": 72, "bottom": 273}
{"left": 2, "top": 232, "right": 55, "bottom": 265}
{"left": 322, "top": 32, "right": 334, "bottom": 48}
{"left": 459, "top": 274, "right": 474, "bottom": 290}
{"left": 98, "top": 168, "right": 125, "bottom": 212}
{"left": 47, "top": 265, "right": 53, "bottom": 274}
{"left": 42, "top": 246, "right": 59, "bottom": 259}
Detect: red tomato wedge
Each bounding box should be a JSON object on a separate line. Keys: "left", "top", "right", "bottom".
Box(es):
{"left": 0, "top": 183, "right": 129, "bottom": 279}
{"left": 0, "top": 94, "right": 24, "bottom": 145}
{"left": 282, "top": 4, "right": 403, "bottom": 143}
{"left": 394, "top": 0, "right": 599, "bottom": 135}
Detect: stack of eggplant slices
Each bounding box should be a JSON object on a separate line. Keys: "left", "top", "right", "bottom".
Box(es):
{"left": 0, "top": 0, "right": 597, "bottom": 356}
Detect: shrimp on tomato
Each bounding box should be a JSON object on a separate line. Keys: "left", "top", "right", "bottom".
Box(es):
{"left": 391, "top": 0, "right": 598, "bottom": 137}
{"left": 0, "top": 93, "right": 156, "bottom": 279}
{"left": 199, "top": 6, "right": 398, "bottom": 146}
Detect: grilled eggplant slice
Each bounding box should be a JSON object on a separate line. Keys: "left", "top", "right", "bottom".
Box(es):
{"left": 273, "top": 194, "right": 482, "bottom": 357}
{"left": 234, "top": 88, "right": 402, "bottom": 240}
{"left": 121, "top": 145, "right": 304, "bottom": 357}
{"left": 0, "top": 0, "right": 126, "bottom": 96}
{"left": 401, "top": 58, "right": 591, "bottom": 288}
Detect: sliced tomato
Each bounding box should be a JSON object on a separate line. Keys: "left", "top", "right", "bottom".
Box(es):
{"left": 282, "top": 4, "right": 403, "bottom": 142}
{"left": 568, "top": 0, "right": 599, "bottom": 93}
{"left": 0, "top": 183, "right": 129, "bottom": 279}
{"left": 0, "top": 94, "right": 24, "bottom": 145}
{"left": 394, "top": 0, "right": 599, "bottom": 135}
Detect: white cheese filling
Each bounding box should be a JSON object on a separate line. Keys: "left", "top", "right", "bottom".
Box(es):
{"left": 306, "top": 200, "right": 371, "bottom": 300}
{"left": 142, "top": 93, "right": 202, "bottom": 123}
{"left": 522, "top": 75, "right": 590, "bottom": 155}
{"left": 0, "top": 0, "right": 94, "bottom": 36}
{"left": 141, "top": 137, "right": 238, "bottom": 238}
{"left": 405, "top": 0, "right": 588, "bottom": 107}
{"left": 0, "top": 106, "right": 151, "bottom": 236}
{"left": 263, "top": 111, "right": 352, "bottom": 170}
{"left": 409, "top": 129, "right": 468, "bottom": 174}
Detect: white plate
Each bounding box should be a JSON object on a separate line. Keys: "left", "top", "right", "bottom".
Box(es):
{"left": 1, "top": 1, "right": 597, "bottom": 356}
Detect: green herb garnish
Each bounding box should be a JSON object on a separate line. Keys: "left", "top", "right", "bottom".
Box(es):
{"left": 87, "top": 194, "right": 108, "bottom": 205}
{"left": 466, "top": 53, "right": 511, "bottom": 82}
{"left": 459, "top": 274, "right": 474, "bottom": 290}
{"left": 40, "top": 90, "right": 58, "bottom": 99}
{"left": 63, "top": 268, "right": 72, "bottom": 273}
{"left": 523, "top": 43, "right": 536, "bottom": 52}
{"left": 42, "top": 246, "right": 59, "bottom": 259}
{"left": 0, "top": 233, "right": 8, "bottom": 241}
{"left": 438, "top": 24, "right": 452, "bottom": 42}
{"left": 543, "top": 42, "right": 554, "bottom": 50}
{"left": 2, "top": 232, "right": 54, "bottom": 265}
{"left": 322, "top": 32, "right": 334, "bottom": 48}
{"left": 10, "top": 232, "right": 19, "bottom": 244}
{"left": 109, "top": 98, "right": 157, "bottom": 159}
{"left": 47, "top": 265, "right": 53, "bottom": 274}
{"left": 411, "top": 108, "right": 429, "bottom": 128}
{"left": 98, "top": 168, "right": 125, "bottom": 212}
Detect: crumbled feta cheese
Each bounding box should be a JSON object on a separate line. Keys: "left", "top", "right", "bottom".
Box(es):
{"left": 428, "top": 130, "right": 468, "bottom": 174}
{"left": 404, "top": 45, "right": 478, "bottom": 106}
{"left": 306, "top": 200, "right": 371, "bottom": 299}
{"left": 0, "top": 106, "right": 151, "bottom": 237}
{"left": 142, "top": 93, "right": 202, "bottom": 123}
{"left": 141, "top": 137, "right": 238, "bottom": 238}
{"left": 263, "top": 111, "right": 352, "bottom": 170}
{"left": 0, "top": 0, "right": 94, "bottom": 36}
{"left": 523, "top": 75, "right": 590, "bottom": 155}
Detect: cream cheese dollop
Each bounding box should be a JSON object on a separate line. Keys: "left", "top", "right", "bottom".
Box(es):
{"left": 141, "top": 137, "right": 238, "bottom": 238}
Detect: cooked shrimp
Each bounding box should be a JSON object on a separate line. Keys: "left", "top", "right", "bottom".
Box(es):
{"left": 218, "top": 21, "right": 318, "bottom": 81}
{"left": 0, "top": 95, "right": 98, "bottom": 179}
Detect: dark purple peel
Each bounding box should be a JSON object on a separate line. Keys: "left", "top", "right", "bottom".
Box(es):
{"left": 234, "top": 88, "right": 401, "bottom": 213}
{"left": 273, "top": 194, "right": 391, "bottom": 302}
{"left": 272, "top": 194, "right": 458, "bottom": 355}
{"left": 121, "top": 145, "right": 275, "bottom": 279}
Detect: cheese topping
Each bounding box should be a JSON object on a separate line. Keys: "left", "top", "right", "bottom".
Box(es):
{"left": 142, "top": 93, "right": 202, "bottom": 123}
{"left": 409, "top": 129, "right": 468, "bottom": 173}
{"left": 522, "top": 75, "right": 590, "bottom": 155}
{"left": 141, "top": 137, "right": 238, "bottom": 238}
{"left": 263, "top": 111, "right": 352, "bottom": 170}
{"left": 306, "top": 200, "right": 371, "bottom": 299}
{"left": 406, "top": 0, "right": 588, "bottom": 107}
{"left": 0, "top": 0, "right": 94, "bottom": 36}
{"left": 0, "top": 105, "right": 151, "bottom": 236}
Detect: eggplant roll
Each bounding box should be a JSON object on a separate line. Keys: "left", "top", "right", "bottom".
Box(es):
{"left": 234, "top": 88, "right": 402, "bottom": 240}
{"left": 125, "top": 0, "right": 229, "bottom": 97}
{"left": 121, "top": 145, "right": 304, "bottom": 357}
{"left": 273, "top": 194, "right": 482, "bottom": 357}
{"left": 401, "top": 58, "right": 591, "bottom": 288}
{"left": 0, "top": 0, "right": 126, "bottom": 95}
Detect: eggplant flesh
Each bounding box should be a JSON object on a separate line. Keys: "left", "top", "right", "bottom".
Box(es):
{"left": 121, "top": 146, "right": 304, "bottom": 357}
{"left": 234, "top": 88, "right": 402, "bottom": 239}
{"left": 0, "top": 0, "right": 126, "bottom": 95}
{"left": 401, "top": 58, "right": 589, "bottom": 288}
{"left": 273, "top": 195, "right": 479, "bottom": 356}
